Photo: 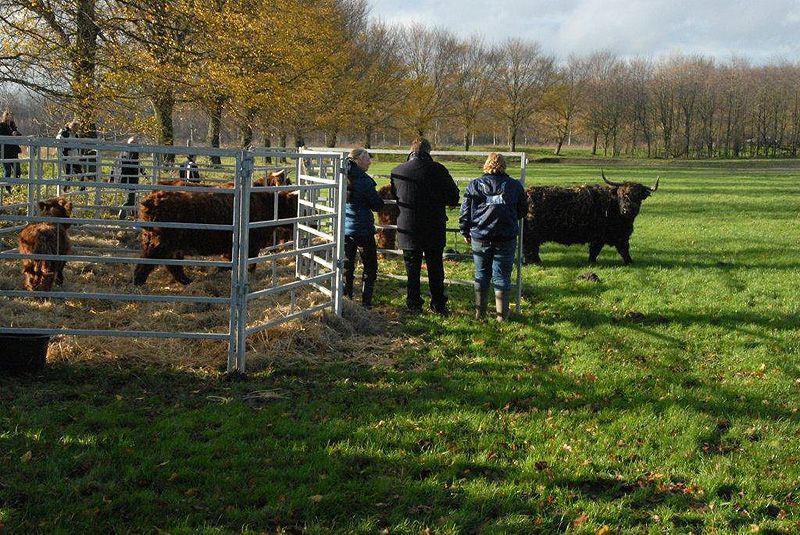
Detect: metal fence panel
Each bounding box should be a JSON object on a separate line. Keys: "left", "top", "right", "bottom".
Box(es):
{"left": 0, "top": 137, "right": 346, "bottom": 373}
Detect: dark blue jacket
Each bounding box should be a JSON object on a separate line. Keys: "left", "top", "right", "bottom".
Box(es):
{"left": 459, "top": 173, "right": 527, "bottom": 242}
{"left": 344, "top": 158, "right": 384, "bottom": 237}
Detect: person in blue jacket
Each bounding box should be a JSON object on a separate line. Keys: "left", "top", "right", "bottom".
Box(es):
{"left": 459, "top": 153, "right": 527, "bottom": 321}
{"left": 343, "top": 147, "right": 384, "bottom": 308}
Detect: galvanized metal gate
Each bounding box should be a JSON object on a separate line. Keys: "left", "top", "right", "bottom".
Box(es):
{"left": 0, "top": 137, "right": 345, "bottom": 373}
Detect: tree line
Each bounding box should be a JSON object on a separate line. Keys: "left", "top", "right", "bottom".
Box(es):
{"left": 1, "top": 0, "right": 799, "bottom": 158}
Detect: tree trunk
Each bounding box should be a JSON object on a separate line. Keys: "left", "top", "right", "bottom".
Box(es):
{"left": 206, "top": 95, "right": 225, "bottom": 166}
{"left": 591, "top": 131, "right": 598, "bottom": 155}
{"left": 73, "top": 0, "right": 99, "bottom": 137}
{"left": 363, "top": 126, "right": 372, "bottom": 149}
{"left": 263, "top": 132, "right": 272, "bottom": 165}
{"left": 151, "top": 92, "right": 175, "bottom": 163}
{"left": 325, "top": 128, "right": 337, "bottom": 148}
{"left": 555, "top": 135, "right": 565, "bottom": 156}
{"left": 509, "top": 127, "right": 517, "bottom": 152}
{"left": 240, "top": 108, "right": 256, "bottom": 148}
{"left": 464, "top": 131, "right": 471, "bottom": 151}
{"left": 294, "top": 131, "right": 305, "bottom": 148}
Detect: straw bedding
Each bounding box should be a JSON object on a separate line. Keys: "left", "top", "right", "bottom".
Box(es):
{"left": 1, "top": 226, "right": 408, "bottom": 373}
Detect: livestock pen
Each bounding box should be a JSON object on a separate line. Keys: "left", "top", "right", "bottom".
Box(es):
{"left": 0, "top": 137, "right": 346, "bottom": 373}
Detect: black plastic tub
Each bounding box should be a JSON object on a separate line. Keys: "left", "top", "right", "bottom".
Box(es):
{"left": 0, "top": 333, "right": 50, "bottom": 374}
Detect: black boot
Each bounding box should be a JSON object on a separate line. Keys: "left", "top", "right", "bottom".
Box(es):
{"left": 362, "top": 280, "right": 375, "bottom": 309}
{"left": 343, "top": 280, "right": 353, "bottom": 299}
{"left": 475, "top": 287, "right": 488, "bottom": 320}
{"left": 494, "top": 289, "right": 510, "bottom": 322}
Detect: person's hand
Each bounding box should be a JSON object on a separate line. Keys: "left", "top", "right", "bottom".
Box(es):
{"left": 463, "top": 235, "right": 471, "bottom": 244}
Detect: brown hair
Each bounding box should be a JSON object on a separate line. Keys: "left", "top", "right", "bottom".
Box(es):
{"left": 483, "top": 152, "right": 507, "bottom": 174}
{"left": 1, "top": 110, "right": 11, "bottom": 123}
{"left": 410, "top": 137, "right": 431, "bottom": 155}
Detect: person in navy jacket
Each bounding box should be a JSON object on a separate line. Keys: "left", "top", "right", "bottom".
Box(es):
{"left": 343, "top": 147, "right": 384, "bottom": 308}
{"left": 459, "top": 153, "right": 527, "bottom": 321}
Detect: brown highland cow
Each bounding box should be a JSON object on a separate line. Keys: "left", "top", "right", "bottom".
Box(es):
{"left": 133, "top": 171, "right": 297, "bottom": 286}
{"left": 19, "top": 197, "right": 73, "bottom": 291}
{"left": 375, "top": 184, "right": 399, "bottom": 251}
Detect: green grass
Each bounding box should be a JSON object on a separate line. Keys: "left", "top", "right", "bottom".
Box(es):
{"left": 3, "top": 161, "right": 800, "bottom": 533}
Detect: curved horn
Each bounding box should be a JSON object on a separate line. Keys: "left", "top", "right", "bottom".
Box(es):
{"left": 648, "top": 176, "right": 659, "bottom": 192}
{"left": 601, "top": 169, "right": 623, "bottom": 187}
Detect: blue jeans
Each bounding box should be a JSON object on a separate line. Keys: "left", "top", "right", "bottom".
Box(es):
{"left": 472, "top": 238, "right": 517, "bottom": 291}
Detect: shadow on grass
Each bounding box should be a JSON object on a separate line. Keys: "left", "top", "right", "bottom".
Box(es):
{"left": 1, "top": 272, "right": 798, "bottom": 532}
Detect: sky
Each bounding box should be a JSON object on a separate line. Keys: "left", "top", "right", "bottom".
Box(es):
{"left": 369, "top": 0, "right": 800, "bottom": 64}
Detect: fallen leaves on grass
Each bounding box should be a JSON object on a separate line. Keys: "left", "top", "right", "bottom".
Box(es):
{"left": 573, "top": 513, "right": 589, "bottom": 528}
{"left": 20, "top": 450, "right": 32, "bottom": 463}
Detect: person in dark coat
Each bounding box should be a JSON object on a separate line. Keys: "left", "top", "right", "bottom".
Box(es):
{"left": 116, "top": 136, "right": 147, "bottom": 219}
{"left": 0, "top": 110, "right": 22, "bottom": 193}
{"left": 56, "top": 120, "right": 82, "bottom": 189}
{"left": 459, "top": 153, "right": 527, "bottom": 321}
{"left": 343, "top": 147, "right": 384, "bottom": 308}
{"left": 390, "top": 137, "right": 460, "bottom": 314}
{"left": 179, "top": 154, "right": 200, "bottom": 183}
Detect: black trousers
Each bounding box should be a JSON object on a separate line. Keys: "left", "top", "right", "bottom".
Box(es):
{"left": 119, "top": 174, "right": 140, "bottom": 215}
{"left": 403, "top": 248, "right": 446, "bottom": 310}
{"left": 343, "top": 234, "right": 378, "bottom": 296}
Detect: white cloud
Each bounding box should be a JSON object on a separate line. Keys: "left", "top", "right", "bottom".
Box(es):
{"left": 369, "top": 0, "right": 800, "bottom": 63}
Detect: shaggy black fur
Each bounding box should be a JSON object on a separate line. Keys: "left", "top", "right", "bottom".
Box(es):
{"left": 523, "top": 175, "right": 657, "bottom": 265}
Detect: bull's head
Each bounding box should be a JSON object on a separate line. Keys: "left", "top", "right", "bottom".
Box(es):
{"left": 38, "top": 197, "right": 73, "bottom": 227}
{"left": 602, "top": 170, "right": 659, "bottom": 218}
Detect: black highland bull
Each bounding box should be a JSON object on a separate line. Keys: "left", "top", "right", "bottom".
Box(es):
{"left": 523, "top": 171, "right": 659, "bottom": 265}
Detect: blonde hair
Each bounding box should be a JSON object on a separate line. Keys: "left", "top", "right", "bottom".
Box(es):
{"left": 348, "top": 147, "right": 370, "bottom": 161}
{"left": 483, "top": 152, "right": 507, "bottom": 174}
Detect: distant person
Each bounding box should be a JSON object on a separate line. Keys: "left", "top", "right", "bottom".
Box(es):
{"left": 179, "top": 154, "right": 200, "bottom": 183}
{"left": 390, "top": 137, "right": 460, "bottom": 315}
{"left": 459, "top": 153, "right": 527, "bottom": 321}
{"left": 56, "top": 120, "right": 82, "bottom": 188}
{"left": 343, "top": 147, "right": 384, "bottom": 308}
{"left": 0, "top": 110, "right": 22, "bottom": 193}
{"left": 116, "top": 136, "right": 147, "bottom": 219}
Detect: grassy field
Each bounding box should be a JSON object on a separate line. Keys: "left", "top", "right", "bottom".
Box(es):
{"left": 2, "top": 160, "right": 800, "bottom": 533}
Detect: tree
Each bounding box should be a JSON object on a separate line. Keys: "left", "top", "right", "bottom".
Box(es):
{"left": 104, "top": 0, "right": 199, "bottom": 154}
{"left": 490, "top": 39, "right": 554, "bottom": 152}
{"left": 398, "top": 24, "right": 460, "bottom": 138}
{"left": 0, "top": 0, "right": 105, "bottom": 135}
{"left": 451, "top": 38, "right": 490, "bottom": 151}
{"left": 541, "top": 55, "right": 589, "bottom": 155}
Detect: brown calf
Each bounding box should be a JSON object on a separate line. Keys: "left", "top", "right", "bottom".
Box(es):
{"left": 375, "top": 185, "right": 399, "bottom": 251}
{"left": 19, "top": 198, "right": 73, "bottom": 291}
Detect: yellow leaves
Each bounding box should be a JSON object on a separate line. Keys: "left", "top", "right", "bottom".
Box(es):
{"left": 20, "top": 450, "right": 32, "bottom": 463}
{"left": 595, "top": 526, "right": 611, "bottom": 535}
